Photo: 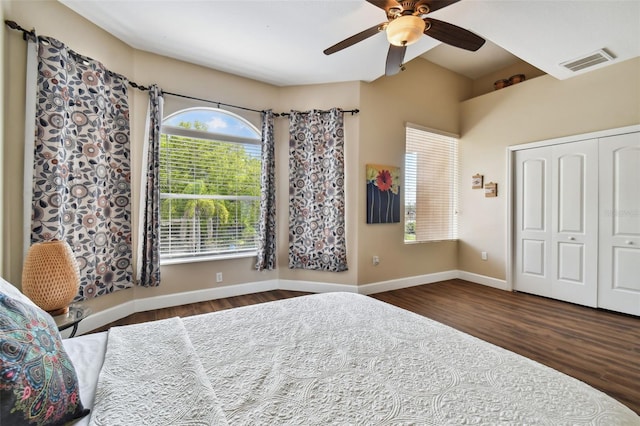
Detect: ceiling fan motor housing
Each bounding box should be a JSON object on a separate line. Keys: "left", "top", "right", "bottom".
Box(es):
{"left": 388, "top": 1, "right": 429, "bottom": 18}
{"left": 386, "top": 15, "right": 426, "bottom": 46}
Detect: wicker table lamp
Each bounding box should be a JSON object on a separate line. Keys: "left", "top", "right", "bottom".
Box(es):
{"left": 22, "top": 240, "right": 80, "bottom": 315}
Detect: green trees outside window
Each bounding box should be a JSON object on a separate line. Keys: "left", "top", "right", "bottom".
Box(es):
{"left": 160, "top": 108, "right": 261, "bottom": 260}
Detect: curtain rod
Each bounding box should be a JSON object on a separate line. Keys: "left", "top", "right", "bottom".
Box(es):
{"left": 5, "top": 19, "right": 152, "bottom": 93}
{"left": 276, "top": 109, "right": 359, "bottom": 117}
{"left": 163, "top": 91, "right": 266, "bottom": 114}
{"left": 5, "top": 20, "right": 361, "bottom": 117}
{"left": 149, "top": 93, "right": 360, "bottom": 117}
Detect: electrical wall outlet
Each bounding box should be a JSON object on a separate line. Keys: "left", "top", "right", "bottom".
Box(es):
{"left": 372, "top": 255, "right": 380, "bottom": 266}
{"left": 216, "top": 272, "right": 223, "bottom": 282}
{"left": 481, "top": 251, "right": 488, "bottom": 261}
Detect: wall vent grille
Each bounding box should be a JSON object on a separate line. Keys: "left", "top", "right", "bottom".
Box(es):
{"left": 560, "top": 49, "right": 615, "bottom": 72}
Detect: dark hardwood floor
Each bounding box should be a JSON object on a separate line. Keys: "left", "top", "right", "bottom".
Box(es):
{"left": 92, "top": 289, "right": 311, "bottom": 332}
{"left": 93, "top": 279, "right": 640, "bottom": 415}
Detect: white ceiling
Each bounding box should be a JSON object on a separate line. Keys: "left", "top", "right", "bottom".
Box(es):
{"left": 59, "top": 0, "right": 640, "bottom": 87}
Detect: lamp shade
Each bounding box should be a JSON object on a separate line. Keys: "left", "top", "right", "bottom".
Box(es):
{"left": 22, "top": 240, "right": 80, "bottom": 315}
{"left": 386, "top": 15, "right": 426, "bottom": 47}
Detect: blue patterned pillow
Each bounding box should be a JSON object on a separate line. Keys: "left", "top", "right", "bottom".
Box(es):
{"left": 0, "top": 292, "right": 89, "bottom": 425}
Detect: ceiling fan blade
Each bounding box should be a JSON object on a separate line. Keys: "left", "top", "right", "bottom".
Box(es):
{"left": 366, "top": 0, "right": 401, "bottom": 13}
{"left": 324, "top": 22, "right": 386, "bottom": 55}
{"left": 417, "top": 0, "right": 460, "bottom": 14}
{"left": 424, "top": 18, "right": 485, "bottom": 51}
{"left": 385, "top": 44, "right": 406, "bottom": 76}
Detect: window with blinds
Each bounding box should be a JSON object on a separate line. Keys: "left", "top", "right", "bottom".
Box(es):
{"left": 159, "top": 108, "right": 261, "bottom": 261}
{"left": 404, "top": 124, "right": 459, "bottom": 242}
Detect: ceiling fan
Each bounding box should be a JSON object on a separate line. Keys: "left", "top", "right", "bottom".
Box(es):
{"left": 323, "top": 0, "right": 486, "bottom": 76}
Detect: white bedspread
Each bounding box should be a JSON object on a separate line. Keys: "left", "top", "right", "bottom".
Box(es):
{"left": 90, "top": 292, "right": 639, "bottom": 425}
{"left": 89, "top": 317, "right": 227, "bottom": 425}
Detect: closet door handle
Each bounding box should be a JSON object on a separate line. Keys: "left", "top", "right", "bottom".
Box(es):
{"left": 626, "top": 241, "right": 634, "bottom": 245}
{"left": 568, "top": 236, "right": 575, "bottom": 241}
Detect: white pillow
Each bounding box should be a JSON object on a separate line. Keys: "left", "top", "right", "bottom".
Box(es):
{"left": 0, "top": 276, "right": 38, "bottom": 308}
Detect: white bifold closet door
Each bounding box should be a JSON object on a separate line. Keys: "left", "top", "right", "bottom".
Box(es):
{"left": 598, "top": 132, "right": 640, "bottom": 316}
{"left": 514, "top": 139, "right": 598, "bottom": 307}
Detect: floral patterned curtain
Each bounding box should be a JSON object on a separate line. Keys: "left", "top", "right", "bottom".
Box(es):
{"left": 288, "top": 108, "right": 348, "bottom": 272}
{"left": 29, "top": 36, "right": 133, "bottom": 300}
{"left": 137, "top": 85, "right": 163, "bottom": 286}
{"left": 256, "top": 110, "right": 276, "bottom": 271}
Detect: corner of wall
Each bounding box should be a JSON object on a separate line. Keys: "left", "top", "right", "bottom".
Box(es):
{"left": 1, "top": 0, "right": 7, "bottom": 278}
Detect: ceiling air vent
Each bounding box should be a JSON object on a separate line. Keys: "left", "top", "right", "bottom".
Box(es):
{"left": 560, "top": 49, "right": 615, "bottom": 72}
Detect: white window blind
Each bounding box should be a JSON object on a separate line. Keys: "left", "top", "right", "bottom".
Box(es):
{"left": 159, "top": 110, "right": 261, "bottom": 260}
{"left": 404, "top": 124, "right": 459, "bottom": 242}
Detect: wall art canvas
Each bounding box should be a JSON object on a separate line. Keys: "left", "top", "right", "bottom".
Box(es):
{"left": 367, "top": 164, "right": 401, "bottom": 224}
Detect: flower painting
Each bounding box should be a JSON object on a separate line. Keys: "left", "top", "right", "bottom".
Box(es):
{"left": 367, "top": 164, "right": 400, "bottom": 224}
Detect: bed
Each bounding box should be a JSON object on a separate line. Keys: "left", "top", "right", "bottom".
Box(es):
{"left": 1, "top": 279, "right": 639, "bottom": 425}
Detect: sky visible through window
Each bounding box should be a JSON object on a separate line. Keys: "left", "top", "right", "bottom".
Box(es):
{"left": 164, "top": 108, "right": 259, "bottom": 140}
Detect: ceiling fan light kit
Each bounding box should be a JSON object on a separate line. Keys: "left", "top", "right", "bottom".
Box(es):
{"left": 386, "top": 15, "right": 425, "bottom": 46}
{"left": 323, "top": 0, "right": 486, "bottom": 77}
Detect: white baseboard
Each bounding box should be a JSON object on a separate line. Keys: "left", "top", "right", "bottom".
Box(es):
{"left": 457, "top": 271, "right": 509, "bottom": 291}
{"left": 74, "top": 270, "right": 506, "bottom": 336}
{"left": 134, "top": 279, "right": 280, "bottom": 313}
{"left": 278, "top": 279, "right": 358, "bottom": 294}
{"left": 358, "top": 270, "right": 460, "bottom": 295}
{"left": 74, "top": 280, "right": 279, "bottom": 336}
{"left": 75, "top": 300, "right": 135, "bottom": 336}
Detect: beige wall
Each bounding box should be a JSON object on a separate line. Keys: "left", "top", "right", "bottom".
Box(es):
{"left": 357, "top": 59, "right": 471, "bottom": 284}
{"left": 1, "top": 0, "right": 6, "bottom": 277}
{"left": 1, "top": 1, "right": 362, "bottom": 312}
{"left": 2, "top": 1, "right": 380, "bottom": 316}
{"left": 458, "top": 57, "right": 640, "bottom": 282}
{"left": 5, "top": 1, "right": 639, "bottom": 318}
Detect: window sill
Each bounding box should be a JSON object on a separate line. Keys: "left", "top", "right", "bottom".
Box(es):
{"left": 161, "top": 251, "right": 257, "bottom": 266}
{"left": 404, "top": 239, "right": 459, "bottom": 244}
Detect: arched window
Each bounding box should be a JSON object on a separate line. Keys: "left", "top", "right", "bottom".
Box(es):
{"left": 160, "top": 107, "right": 261, "bottom": 261}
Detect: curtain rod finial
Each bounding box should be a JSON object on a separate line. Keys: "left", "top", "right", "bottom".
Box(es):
{"left": 5, "top": 19, "right": 36, "bottom": 40}
{"left": 4, "top": 20, "right": 19, "bottom": 30}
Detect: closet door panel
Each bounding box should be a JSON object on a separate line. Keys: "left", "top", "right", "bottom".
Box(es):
{"left": 522, "top": 239, "right": 545, "bottom": 276}
{"left": 514, "top": 149, "right": 552, "bottom": 297}
{"left": 613, "top": 248, "right": 640, "bottom": 291}
{"left": 550, "top": 140, "right": 598, "bottom": 307}
{"left": 613, "top": 149, "right": 640, "bottom": 235}
{"left": 557, "top": 243, "right": 583, "bottom": 282}
{"left": 557, "top": 154, "right": 586, "bottom": 233}
{"left": 599, "top": 132, "right": 640, "bottom": 315}
{"left": 523, "top": 159, "right": 547, "bottom": 231}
